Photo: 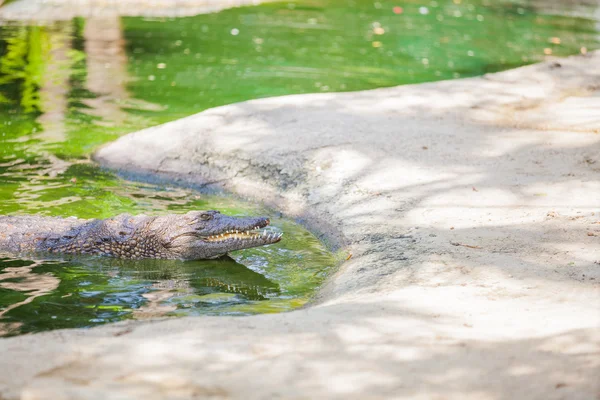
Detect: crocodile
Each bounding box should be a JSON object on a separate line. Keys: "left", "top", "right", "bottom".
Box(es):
{"left": 0, "top": 211, "right": 282, "bottom": 260}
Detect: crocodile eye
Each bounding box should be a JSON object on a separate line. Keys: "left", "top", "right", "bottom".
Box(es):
{"left": 200, "top": 213, "right": 212, "bottom": 221}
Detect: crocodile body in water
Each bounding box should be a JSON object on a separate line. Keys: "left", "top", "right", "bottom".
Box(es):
{"left": 0, "top": 211, "right": 282, "bottom": 260}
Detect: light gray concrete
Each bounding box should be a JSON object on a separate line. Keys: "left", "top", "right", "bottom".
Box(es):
{"left": 0, "top": 52, "right": 599, "bottom": 399}
{"left": 0, "top": 0, "right": 275, "bottom": 21}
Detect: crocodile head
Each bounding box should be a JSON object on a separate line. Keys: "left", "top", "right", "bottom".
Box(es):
{"left": 160, "top": 210, "right": 282, "bottom": 260}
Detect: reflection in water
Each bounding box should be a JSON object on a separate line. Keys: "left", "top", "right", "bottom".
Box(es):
{"left": 36, "top": 22, "right": 72, "bottom": 143}
{"left": 82, "top": 16, "right": 130, "bottom": 125}
{"left": 116, "top": 257, "right": 280, "bottom": 318}
{"left": 102, "top": 256, "right": 280, "bottom": 301}
{"left": 0, "top": 254, "right": 281, "bottom": 336}
{"left": 0, "top": 258, "right": 60, "bottom": 335}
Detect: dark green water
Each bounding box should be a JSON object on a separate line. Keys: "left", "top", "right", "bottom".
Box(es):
{"left": 0, "top": 0, "right": 598, "bottom": 336}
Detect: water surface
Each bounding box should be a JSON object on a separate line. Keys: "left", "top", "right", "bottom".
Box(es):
{"left": 0, "top": 182, "right": 337, "bottom": 336}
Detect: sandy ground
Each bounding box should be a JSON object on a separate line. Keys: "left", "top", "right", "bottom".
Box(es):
{"left": 0, "top": 52, "right": 599, "bottom": 399}
{"left": 0, "top": 0, "right": 277, "bottom": 21}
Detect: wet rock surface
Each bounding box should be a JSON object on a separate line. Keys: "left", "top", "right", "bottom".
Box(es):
{"left": 1, "top": 52, "right": 599, "bottom": 399}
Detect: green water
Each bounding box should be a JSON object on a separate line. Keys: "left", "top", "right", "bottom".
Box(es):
{"left": 0, "top": 0, "right": 598, "bottom": 336}
{"left": 0, "top": 179, "right": 338, "bottom": 336}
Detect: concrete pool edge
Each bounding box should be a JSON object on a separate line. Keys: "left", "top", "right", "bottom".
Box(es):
{"left": 1, "top": 52, "right": 599, "bottom": 399}
{"left": 0, "top": 0, "right": 279, "bottom": 22}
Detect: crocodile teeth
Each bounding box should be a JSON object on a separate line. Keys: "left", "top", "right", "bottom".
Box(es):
{"left": 204, "top": 224, "right": 282, "bottom": 243}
